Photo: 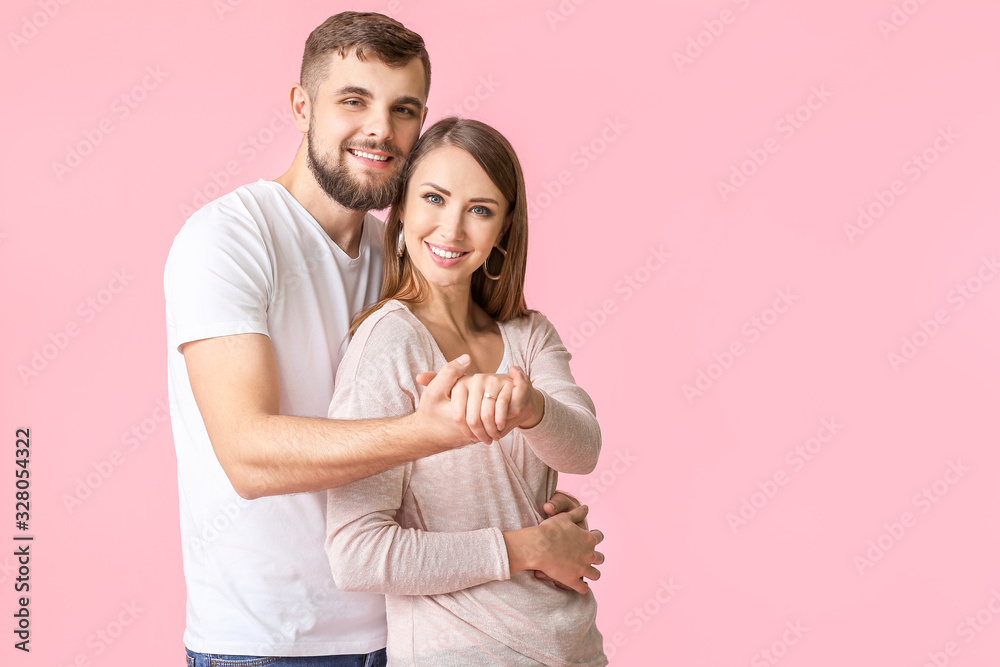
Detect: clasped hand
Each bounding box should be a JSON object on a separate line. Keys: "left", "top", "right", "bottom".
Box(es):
{"left": 416, "top": 357, "right": 543, "bottom": 445}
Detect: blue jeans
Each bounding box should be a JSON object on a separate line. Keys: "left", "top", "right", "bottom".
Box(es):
{"left": 184, "top": 647, "right": 387, "bottom": 667}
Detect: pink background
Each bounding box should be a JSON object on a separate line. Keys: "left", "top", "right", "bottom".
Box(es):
{"left": 3, "top": 0, "right": 1000, "bottom": 664}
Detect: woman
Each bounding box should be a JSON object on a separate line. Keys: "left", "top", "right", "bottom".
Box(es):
{"left": 325, "top": 118, "right": 607, "bottom": 666}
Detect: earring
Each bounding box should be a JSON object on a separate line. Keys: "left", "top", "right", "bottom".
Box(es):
{"left": 396, "top": 223, "right": 405, "bottom": 257}
{"left": 483, "top": 245, "right": 507, "bottom": 281}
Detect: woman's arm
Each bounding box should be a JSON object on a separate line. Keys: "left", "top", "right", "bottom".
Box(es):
{"left": 512, "top": 313, "right": 602, "bottom": 474}
{"left": 325, "top": 309, "right": 602, "bottom": 596}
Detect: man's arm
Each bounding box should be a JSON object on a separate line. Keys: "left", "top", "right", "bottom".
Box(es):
{"left": 182, "top": 332, "right": 475, "bottom": 500}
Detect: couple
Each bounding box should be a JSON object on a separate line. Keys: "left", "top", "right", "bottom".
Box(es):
{"left": 165, "top": 11, "right": 607, "bottom": 666}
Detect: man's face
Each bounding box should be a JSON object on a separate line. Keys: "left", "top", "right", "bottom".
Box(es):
{"left": 306, "top": 51, "right": 427, "bottom": 211}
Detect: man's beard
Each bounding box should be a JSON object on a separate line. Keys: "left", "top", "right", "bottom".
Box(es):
{"left": 306, "top": 125, "right": 404, "bottom": 211}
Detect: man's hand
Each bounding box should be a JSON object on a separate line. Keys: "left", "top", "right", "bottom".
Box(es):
{"left": 413, "top": 355, "right": 478, "bottom": 448}
{"left": 416, "top": 364, "right": 543, "bottom": 444}
{"left": 505, "top": 505, "right": 604, "bottom": 595}
{"left": 536, "top": 491, "right": 591, "bottom": 589}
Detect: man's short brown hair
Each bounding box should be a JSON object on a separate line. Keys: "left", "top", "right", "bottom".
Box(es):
{"left": 300, "top": 12, "right": 430, "bottom": 100}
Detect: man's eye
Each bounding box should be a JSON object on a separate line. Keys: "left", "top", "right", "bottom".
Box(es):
{"left": 395, "top": 107, "right": 415, "bottom": 115}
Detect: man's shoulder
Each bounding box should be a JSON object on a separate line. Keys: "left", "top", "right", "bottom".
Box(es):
{"left": 170, "top": 181, "right": 284, "bottom": 252}
{"left": 183, "top": 180, "right": 281, "bottom": 229}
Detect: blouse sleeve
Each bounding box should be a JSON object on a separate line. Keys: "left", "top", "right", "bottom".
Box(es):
{"left": 517, "top": 312, "right": 602, "bottom": 475}
{"left": 324, "top": 310, "right": 511, "bottom": 595}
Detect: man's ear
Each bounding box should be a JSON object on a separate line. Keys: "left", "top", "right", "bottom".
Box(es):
{"left": 290, "top": 83, "right": 311, "bottom": 133}
{"left": 420, "top": 105, "right": 429, "bottom": 130}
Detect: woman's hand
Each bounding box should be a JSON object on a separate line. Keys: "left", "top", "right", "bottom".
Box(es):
{"left": 451, "top": 366, "right": 543, "bottom": 444}
{"left": 505, "top": 505, "right": 605, "bottom": 595}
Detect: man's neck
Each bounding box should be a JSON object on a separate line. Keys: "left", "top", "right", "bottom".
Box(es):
{"left": 274, "top": 144, "right": 367, "bottom": 259}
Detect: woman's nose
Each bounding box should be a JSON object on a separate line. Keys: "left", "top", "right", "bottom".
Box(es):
{"left": 436, "top": 210, "right": 465, "bottom": 241}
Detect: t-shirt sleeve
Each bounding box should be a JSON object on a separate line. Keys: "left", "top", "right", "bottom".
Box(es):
{"left": 518, "top": 312, "right": 602, "bottom": 475}
{"left": 163, "top": 205, "right": 272, "bottom": 352}
{"left": 324, "top": 312, "right": 511, "bottom": 596}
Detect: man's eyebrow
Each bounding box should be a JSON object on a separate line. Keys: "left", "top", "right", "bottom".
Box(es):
{"left": 333, "top": 85, "right": 372, "bottom": 98}
{"left": 394, "top": 95, "right": 424, "bottom": 109}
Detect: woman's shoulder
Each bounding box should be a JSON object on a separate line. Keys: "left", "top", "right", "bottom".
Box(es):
{"left": 500, "top": 308, "right": 558, "bottom": 342}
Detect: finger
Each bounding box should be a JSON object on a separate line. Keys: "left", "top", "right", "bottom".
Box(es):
{"left": 546, "top": 491, "right": 580, "bottom": 515}
{"left": 466, "top": 382, "right": 490, "bottom": 444}
{"left": 415, "top": 371, "right": 436, "bottom": 387}
{"left": 567, "top": 505, "right": 590, "bottom": 524}
{"left": 493, "top": 381, "right": 513, "bottom": 433}
{"left": 481, "top": 387, "right": 502, "bottom": 442}
{"left": 592, "top": 550, "right": 605, "bottom": 566}
{"left": 583, "top": 565, "right": 601, "bottom": 582}
{"left": 543, "top": 502, "right": 556, "bottom": 516}
{"left": 509, "top": 365, "right": 530, "bottom": 412}
{"left": 569, "top": 578, "right": 591, "bottom": 595}
{"left": 451, "top": 382, "right": 470, "bottom": 424}
{"left": 590, "top": 528, "right": 604, "bottom": 545}
{"left": 428, "top": 355, "right": 470, "bottom": 397}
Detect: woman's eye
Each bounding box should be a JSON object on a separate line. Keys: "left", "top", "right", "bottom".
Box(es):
{"left": 423, "top": 193, "right": 443, "bottom": 205}
{"left": 471, "top": 205, "right": 492, "bottom": 216}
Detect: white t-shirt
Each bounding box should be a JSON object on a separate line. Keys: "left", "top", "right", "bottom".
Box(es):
{"left": 163, "top": 179, "right": 387, "bottom": 656}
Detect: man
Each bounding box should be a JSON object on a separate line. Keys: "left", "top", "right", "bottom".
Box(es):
{"left": 164, "top": 11, "right": 604, "bottom": 666}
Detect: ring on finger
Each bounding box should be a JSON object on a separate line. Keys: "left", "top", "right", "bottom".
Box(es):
{"left": 483, "top": 392, "right": 496, "bottom": 400}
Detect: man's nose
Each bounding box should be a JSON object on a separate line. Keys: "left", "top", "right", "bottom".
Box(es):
{"left": 361, "top": 108, "right": 393, "bottom": 144}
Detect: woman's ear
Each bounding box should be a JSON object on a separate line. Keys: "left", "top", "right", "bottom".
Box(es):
{"left": 498, "top": 213, "right": 512, "bottom": 245}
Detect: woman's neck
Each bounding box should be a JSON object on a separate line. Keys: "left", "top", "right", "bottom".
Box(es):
{"left": 409, "top": 283, "right": 484, "bottom": 338}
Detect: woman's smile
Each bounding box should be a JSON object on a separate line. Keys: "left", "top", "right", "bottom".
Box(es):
{"left": 425, "top": 241, "right": 470, "bottom": 266}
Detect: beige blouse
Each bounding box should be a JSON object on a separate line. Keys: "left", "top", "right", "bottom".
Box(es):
{"left": 325, "top": 299, "right": 607, "bottom": 666}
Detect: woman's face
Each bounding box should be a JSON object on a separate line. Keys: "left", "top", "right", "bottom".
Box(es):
{"left": 400, "top": 144, "right": 509, "bottom": 290}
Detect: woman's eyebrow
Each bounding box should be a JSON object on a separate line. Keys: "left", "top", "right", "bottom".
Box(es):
{"left": 420, "top": 183, "right": 498, "bottom": 206}
{"left": 421, "top": 182, "right": 451, "bottom": 195}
